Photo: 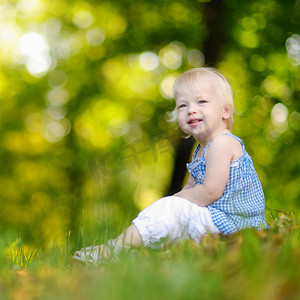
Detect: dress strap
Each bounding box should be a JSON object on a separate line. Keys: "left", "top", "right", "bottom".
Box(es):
{"left": 201, "top": 143, "right": 211, "bottom": 158}
{"left": 192, "top": 143, "right": 210, "bottom": 160}
{"left": 192, "top": 144, "right": 201, "bottom": 160}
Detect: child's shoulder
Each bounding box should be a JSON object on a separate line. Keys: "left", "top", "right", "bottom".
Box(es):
{"left": 212, "top": 133, "right": 240, "bottom": 146}
{"left": 207, "top": 133, "right": 243, "bottom": 161}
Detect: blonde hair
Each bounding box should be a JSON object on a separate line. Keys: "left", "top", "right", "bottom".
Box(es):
{"left": 166, "top": 67, "right": 235, "bottom": 131}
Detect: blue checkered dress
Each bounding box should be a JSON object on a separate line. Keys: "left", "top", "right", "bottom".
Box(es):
{"left": 186, "top": 133, "right": 269, "bottom": 234}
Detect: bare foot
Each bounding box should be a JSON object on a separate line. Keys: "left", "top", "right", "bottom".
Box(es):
{"left": 72, "top": 244, "right": 112, "bottom": 264}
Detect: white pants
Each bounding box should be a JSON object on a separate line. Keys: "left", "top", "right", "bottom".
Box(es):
{"left": 132, "top": 196, "right": 219, "bottom": 249}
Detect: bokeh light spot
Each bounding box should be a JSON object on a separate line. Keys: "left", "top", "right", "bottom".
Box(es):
{"left": 160, "top": 75, "right": 177, "bottom": 99}
{"left": 289, "top": 111, "right": 300, "bottom": 130}
{"left": 48, "top": 71, "right": 67, "bottom": 88}
{"left": 240, "top": 31, "right": 259, "bottom": 48}
{"left": 19, "top": 32, "right": 52, "bottom": 77}
{"left": 73, "top": 10, "right": 94, "bottom": 29}
{"left": 106, "top": 15, "right": 127, "bottom": 37}
{"left": 43, "top": 18, "right": 62, "bottom": 36}
{"left": 44, "top": 119, "right": 70, "bottom": 143}
{"left": 47, "top": 106, "right": 67, "bottom": 120}
{"left": 46, "top": 88, "right": 69, "bottom": 107}
{"left": 26, "top": 54, "right": 52, "bottom": 77}
{"left": 19, "top": 32, "right": 49, "bottom": 56}
{"left": 86, "top": 27, "right": 106, "bottom": 46}
{"left": 164, "top": 2, "right": 188, "bottom": 22}
{"left": 187, "top": 49, "right": 205, "bottom": 67}
{"left": 45, "top": 121, "right": 65, "bottom": 142}
{"left": 101, "top": 59, "right": 123, "bottom": 80}
{"left": 271, "top": 103, "right": 288, "bottom": 133}
{"left": 250, "top": 55, "right": 266, "bottom": 72}
{"left": 160, "top": 42, "right": 184, "bottom": 70}
{"left": 252, "top": 13, "right": 266, "bottom": 29}
{"left": 139, "top": 51, "right": 159, "bottom": 71}
{"left": 241, "top": 16, "right": 258, "bottom": 31}
{"left": 286, "top": 34, "right": 300, "bottom": 65}
{"left": 17, "top": 0, "right": 39, "bottom": 13}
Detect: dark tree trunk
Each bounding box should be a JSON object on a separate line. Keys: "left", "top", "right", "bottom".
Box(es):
{"left": 167, "top": 0, "right": 228, "bottom": 195}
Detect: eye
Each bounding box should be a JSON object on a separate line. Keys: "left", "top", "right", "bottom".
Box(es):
{"left": 198, "top": 100, "right": 207, "bottom": 104}
{"left": 178, "top": 103, "right": 187, "bottom": 109}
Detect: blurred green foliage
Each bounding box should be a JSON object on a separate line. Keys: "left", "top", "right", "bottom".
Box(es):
{"left": 0, "top": 0, "right": 299, "bottom": 247}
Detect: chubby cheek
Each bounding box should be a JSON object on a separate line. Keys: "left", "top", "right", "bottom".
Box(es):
{"left": 177, "top": 118, "right": 189, "bottom": 134}
{"left": 177, "top": 114, "right": 185, "bottom": 127}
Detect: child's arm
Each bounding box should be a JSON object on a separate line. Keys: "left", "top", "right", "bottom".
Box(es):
{"left": 182, "top": 173, "right": 196, "bottom": 190}
{"left": 175, "top": 136, "right": 236, "bottom": 206}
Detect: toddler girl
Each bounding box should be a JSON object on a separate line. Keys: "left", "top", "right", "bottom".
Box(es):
{"left": 72, "top": 67, "right": 269, "bottom": 263}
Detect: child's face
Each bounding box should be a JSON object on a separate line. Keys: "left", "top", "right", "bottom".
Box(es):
{"left": 175, "top": 76, "right": 230, "bottom": 142}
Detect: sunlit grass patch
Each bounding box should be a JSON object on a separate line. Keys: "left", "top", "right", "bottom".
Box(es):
{"left": 0, "top": 212, "right": 299, "bottom": 300}
{"left": 6, "top": 236, "right": 41, "bottom": 270}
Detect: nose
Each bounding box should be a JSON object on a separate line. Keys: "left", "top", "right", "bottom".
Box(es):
{"left": 188, "top": 103, "right": 197, "bottom": 115}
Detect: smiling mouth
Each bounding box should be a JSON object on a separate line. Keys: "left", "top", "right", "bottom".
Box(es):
{"left": 188, "top": 119, "right": 203, "bottom": 124}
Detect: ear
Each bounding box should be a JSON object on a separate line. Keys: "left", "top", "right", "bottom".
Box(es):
{"left": 222, "top": 104, "right": 232, "bottom": 121}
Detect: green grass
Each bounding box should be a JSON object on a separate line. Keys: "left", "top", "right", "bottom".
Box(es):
{"left": 1, "top": 211, "right": 299, "bottom": 300}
